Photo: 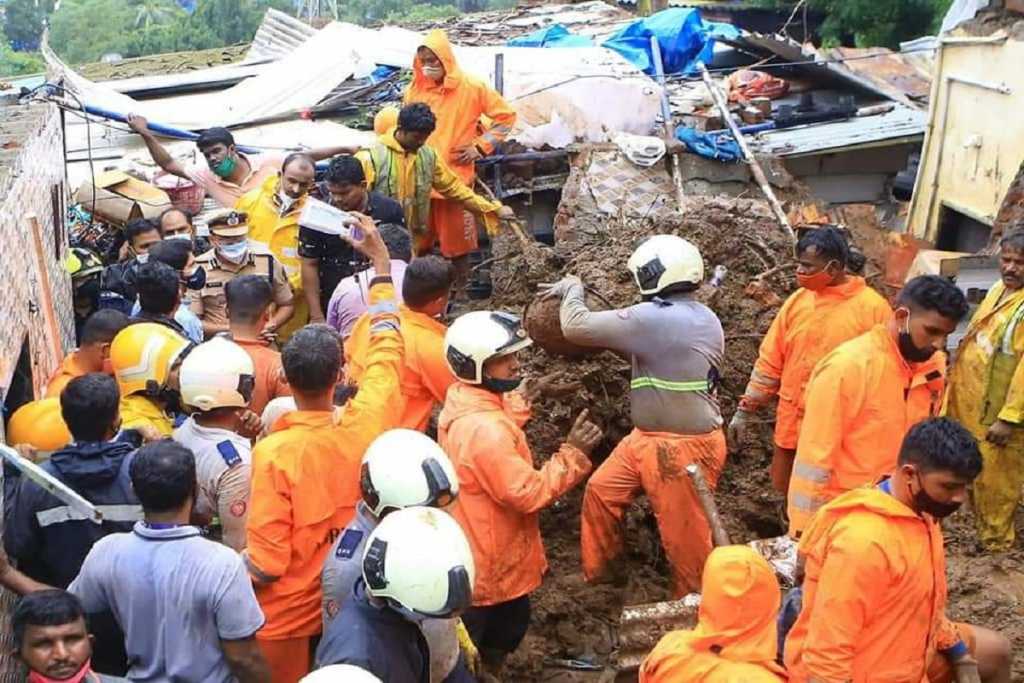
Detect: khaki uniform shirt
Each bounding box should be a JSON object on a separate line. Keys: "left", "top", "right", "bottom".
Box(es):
{"left": 191, "top": 243, "right": 293, "bottom": 329}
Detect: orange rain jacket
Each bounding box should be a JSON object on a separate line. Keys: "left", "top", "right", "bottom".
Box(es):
{"left": 640, "top": 546, "right": 787, "bottom": 682}
{"left": 785, "top": 485, "right": 962, "bottom": 682}
{"left": 245, "top": 281, "right": 403, "bottom": 640}
{"left": 787, "top": 325, "right": 945, "bottom": 535}
{"left": 741, "top": 277, "right": 891, "bottom": 449}
{"left": 345, "top": 305, "right": 456, "bottom": 432}
{"left": 404, "top": 30, "right": 516, "bottom": 185}
{"left": 438, "top": 383, "right": 592, "bottom": 606}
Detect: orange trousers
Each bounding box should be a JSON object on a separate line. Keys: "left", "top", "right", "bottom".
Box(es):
{"left": 581, "top": 428, "right": 728, "bottom": 598}
{"left": 426, "top": 198, "right": 478, "bottom": 258}
{"left": 257, "top": 635, "right": 312, "bottom": 683}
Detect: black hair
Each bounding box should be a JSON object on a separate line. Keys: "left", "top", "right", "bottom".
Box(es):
{"left": 61, "top": 373, "right": 120, "bottom": 442}
{"left": 324, "top": 155, "right": 365, "bottom": 186}
{"left": 125, "top": 219, "right": 160, "bottom": 246}
{"left": 196, "top": 127, "right": 234, "bottom": 150}
{"left": 1000, "top": 229, "right": 1024, "bottom": 252}
{"left": 282, "top": 152, "right": 316, "bottom": 174}
{"left": 130, "top": 441, "right": 197, "bottom": 513}
{"left": 158, "top": 207, "right": 193, "bottom": 232}
{"left": 398, "top": 103, "right": 437, "bottom": 135}
{"left": 896, "top": 275, "right": 969, "bottom": 323}
{"left": 898, "top": 417, "right": 983, "bottom": 479}
{"left": 226, "top": 274, "right": 273, "bottom": 325}
{"left": 796, "top": 226, "right": 850, "bottom": 268}
{"left": 403, "top": 256, "right": 454, "bottom": 308}
{"left": 80, "top": 309, "right": 130, "bottom": 346}
{"left": 282, "top": 324, "right": 341, "bottom": 393}
{"left": 148, "top": 239, "right": 192, "bottom": 271}
{"left": 12, "top": 590, "right": 86, "bottom": 650}
{"left": 379, "top": 223, "right": 412, "bottom": 263}
{"left": 136, "top": 261, "right": 180, "bottom": 316}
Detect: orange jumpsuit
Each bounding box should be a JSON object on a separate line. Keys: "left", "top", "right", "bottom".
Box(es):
{"left": 640, "top": 546, "right": 788, "bottom": 682}
{"left": 45, "top": 350, "right": 91, "bottom": 398}
{"left": 404, "top": 30, "right": 516, "bottom": 258}
{"left": 438, "top": 383, "right": 591, "bottom": 606}
{"left": 785, "top": 485, "right": 967, "bottom": 682}
{"left": 787, "top": 325, "right": 945, "bottom": 536}
{"left": 244, "top": 281, "right": 403, "bottom": 683}
{"left": 737, "top": 278, "right": 891, "bottom": 492}
{"left": 345, "top": 305, "right": 455, "bottom": 431}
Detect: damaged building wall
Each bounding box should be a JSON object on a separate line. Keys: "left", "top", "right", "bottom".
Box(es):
{"left": 908, "top": 35, "right": 1024, "bottom": 247}
{"left": 0, "top": 100, "right": 75, "bottom": 435}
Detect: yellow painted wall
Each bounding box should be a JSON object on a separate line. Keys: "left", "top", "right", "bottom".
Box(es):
{"left": 908, "top": 37, "right": 1024, "bottom": 241}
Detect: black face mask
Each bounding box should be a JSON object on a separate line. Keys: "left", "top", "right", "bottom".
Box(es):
{"left": 482, "top": 375, "right": 522, "bottom": 394}
{"left": 898, "top": 313, "right": 936, "bottom": 363}
{"left": 911, "top": 474, "right": 961, "bottom": 519}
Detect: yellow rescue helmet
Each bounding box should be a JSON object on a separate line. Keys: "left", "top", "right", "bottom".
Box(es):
{"left": 6, "top": 398, "right": 71, "bottom": 451}
{"left": 110, "top": 323, "right": 191, "bottom": 397}
{"left": 374, "top": 106, "right": 400, "bottom": 136}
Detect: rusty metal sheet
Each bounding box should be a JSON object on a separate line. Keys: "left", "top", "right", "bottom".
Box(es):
{"left": 827, "top": 47, "right": 933, "bottom": 104}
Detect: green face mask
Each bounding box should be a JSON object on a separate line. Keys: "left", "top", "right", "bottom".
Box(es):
{"left": 212, "top": 155, "right": 237, "bottom": 178}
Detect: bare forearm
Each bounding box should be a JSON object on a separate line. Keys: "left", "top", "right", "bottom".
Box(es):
{"left": 223, "top": 643, "right": 271, "bottom": 683}
{"left": 308, "top": 145, "right": 361, "bottom": 161}
{"left": 301, "top": 260, "right": 324, "bottom": 320}
{"left": 140, "top": 131, "right": 185, "bottom": 177}
{"left": 269, "top": 304, "right": 294, "bottom": 331}
{"left": 0, "top": 565, "right": 52, "bottom": 595}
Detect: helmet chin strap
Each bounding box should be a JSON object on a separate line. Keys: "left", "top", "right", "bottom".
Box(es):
{"left": 481, "top": 375, "right": 522, "bottom": 394}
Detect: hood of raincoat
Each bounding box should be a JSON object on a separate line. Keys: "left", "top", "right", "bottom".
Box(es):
{"left": 412, "top": 29, "right": 463, "bottom": 91}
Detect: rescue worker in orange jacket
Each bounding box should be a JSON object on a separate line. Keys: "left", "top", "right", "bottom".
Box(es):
{"left": 438, "top": 310, "right": 602, "bottom": 676}
{"left": 785, "top": 418, "right": 1011, "bottom": 683}
{"left": 787, "top": 275, "right": 969, "bottom": 537}
{"left": 345, "top": 255, "right": 457, "bottom": 432}
{"left": 405, "top": 30, "right": 516, "bottom": 278}
{"left": 640, "top": 546, "right": 787, "bottom": 682}
{"left": 728, "top": 228, "right": 890, "bottom": 494}
{"left": 243, "top": 216, "right": 404, "bottom": 683}
{"left": 45, "top": 310, "right": 131, "bottom": 398}
{"left": 543, "top": 235, "right": 727, "bottom": 598}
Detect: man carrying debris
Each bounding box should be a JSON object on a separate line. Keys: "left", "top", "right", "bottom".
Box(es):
{"left": 729, "top": 227, "right": 891, "bottom": 496}
{"left": 192, "top": 210, "right": 295, "bottom": 340}
{"left": 787, "top": 275, "right": 968, "bottom": 537}
{"left": 357, "top": 103, "right": 514, "bottom": 259}
{"left": 785, "top": 418, "right": 1012, "bottom": 683}
{"left": 236, "top": 153, "right": 318, "bottom": 341}
{"left": 45, "top": 310, "right": 130, "bottom": 398}
{"left": 108, "top": 322, "right": 191, "bottom": 437}
{"left": 404, "top": 30, "right": 516, "bottom": 281}
{"left": 345, "top": 256, "right": 457, "bottom": 432}
{"left": 126, "top": 116, "right": 355, "bottom": 208}
{"left": 439, "top": 310, "right": 602, "bottom": 676}
{"left": 639, "top": 546, "right": 786, "bottom": 682}
{"left": 946, "top": 230, "right": 1024, "bottom": 552}
{"left": 543, "top": 235, "right": 726, "bottom": 598}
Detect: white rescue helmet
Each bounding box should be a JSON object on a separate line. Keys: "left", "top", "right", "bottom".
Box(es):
{"left": 443, "top": 310, "right": 532, "bottom": 384}
{"left": 627, "top": 234, "right": 704, "bottom": 296}
{"left": 179, "top": 336, "right": 256, "bottom": 412}
{"left": 362, "top": 507, "right": 475, "bottom": 618}
{"left": 300, "top": 665, "right": 382, "bottom": 683}
{"left": 361, "top": 429, "right": 459, "bottom": 517}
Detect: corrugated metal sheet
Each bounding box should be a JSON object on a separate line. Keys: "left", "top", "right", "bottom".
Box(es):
{"left": 824, "top": 46, "right": 934, "bottom": 107}
{"left": 751, "top": 105, "right": 927, "bottom": 157}
{"left": 245, "top": 8, "right": 317, "bottom": 63}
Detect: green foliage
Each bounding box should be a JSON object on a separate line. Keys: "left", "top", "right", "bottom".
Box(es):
{"left": 385, "top": 4, "right": 460, "bottom": 23}
{"left": 753, "top": 0, "right": 949, "bottom": 48}
{"left": 0, "top": 26, "right": 45, "bottom": 76}
{"left": 3, "top": 0, "right": 55, "bottom": 49}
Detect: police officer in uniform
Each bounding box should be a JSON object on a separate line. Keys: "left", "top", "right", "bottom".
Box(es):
{"left": 192, "top": 210, "right": 295, "bottom": 340}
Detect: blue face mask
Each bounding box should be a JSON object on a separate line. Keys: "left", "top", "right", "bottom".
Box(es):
{"left": 217, "top": 241, "right": 249, "bottom": 263}
{"left": 183, "top": 266, "right": 206, "bottom": 291}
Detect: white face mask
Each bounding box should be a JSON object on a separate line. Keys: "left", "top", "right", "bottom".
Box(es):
{"left": 166, "top": 233, "right": 192, "bottom": 242}
{"left": 422, "top": 65, "right": 444, "bottom": 81}
{"left": 218, "top": 240, "right": 249, "bottom": 263}
{"left": 277, "top": 189, "right": 297, "bottom": 214}
{"left": 135, "top": 252, "right": 150, "bottom": 264}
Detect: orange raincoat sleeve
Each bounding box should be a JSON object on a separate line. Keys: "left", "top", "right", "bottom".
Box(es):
{"left": 334, "top": 281, "right": 404, "bottom": 455}
{"left": 244, "top": 444, "right": 294, "bottom": 583}
{"left": 800, "top": 518, "right": 889, "bottom": 681}
{"left": 471, "top": 90, "right": 516, "bottom": 156}
{"left": 472, "top": 423, "right": 591, "bottom": 515}
{"left": 430, "top": 156, "right": 503, "bottom": 234}
{"left": 789, "top": 353, "right": 867, "bottom": 533}
{"left": 742, "top": 297, "right": 793, "bottom": 409}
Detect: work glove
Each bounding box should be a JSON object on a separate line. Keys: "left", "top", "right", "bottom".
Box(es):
{"left": 726, "top": 409, "right": 751, "bottom": 452}
{"left": 455, "top": 618, "right": 481, "bottom": 675}
{"left": 537, "top": 275, "right": 583, "bottom": 301}
{"left": 952, "top": 655, "right": 982, "bottom": 683}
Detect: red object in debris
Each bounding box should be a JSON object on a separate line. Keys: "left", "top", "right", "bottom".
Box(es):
{"left": 727, "top": 70, "right": 790, "bottom": 104}
{"left": 154, "top": 172, "right": 205, "bottom": 215}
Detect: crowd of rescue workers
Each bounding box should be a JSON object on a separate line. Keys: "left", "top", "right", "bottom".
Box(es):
{"left": 1, "top": 27, "right": 1022, "bottom": 683}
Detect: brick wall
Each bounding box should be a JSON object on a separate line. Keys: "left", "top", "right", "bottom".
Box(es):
{"left": 0, "top": 98, "right": 72, "bottom": 681}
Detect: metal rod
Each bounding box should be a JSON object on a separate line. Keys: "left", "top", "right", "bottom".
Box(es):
{"left": 650, "top": 36, "right": 687, "bottom": 213}
{"left": 477, "top": 150, "right": 569, "bottom": 165}
{"left": 493, "top": 53, "right": 505, "bottom": 200}
{"left": 78, "top": 102, "right": 262, "bottom": 154}
{"left": 699, "top": 64, "right": 795, "bottom": 242}
{"left": 686, "top": 463, "right": 731, "bottom": 548}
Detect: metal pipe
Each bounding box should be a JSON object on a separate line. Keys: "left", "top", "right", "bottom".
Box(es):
{"left": 651, "top": 36, "right": 686, "bottom": 213}
{"left": 948, "top": 75, "right": 1012, "bottom": 95}
{"left": 79, "top": 102, "right": 262, "bottom": 154}
{"left": 477, "top": 150, "right": 569, "bottom": 165}
{"left": 493, "top": 53, "right": 505, "bottom": 200}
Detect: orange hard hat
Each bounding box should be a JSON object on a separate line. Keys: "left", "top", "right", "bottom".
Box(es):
{"left": 6, "top": 398, "right": 72, "bottom": 452}
{"left": 374, "top": 106, "right": 400, "bottom": 136}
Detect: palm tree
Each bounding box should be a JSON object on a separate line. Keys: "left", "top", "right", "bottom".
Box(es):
{"left": 128, "top": 0, "right": 181, "bottom": 30}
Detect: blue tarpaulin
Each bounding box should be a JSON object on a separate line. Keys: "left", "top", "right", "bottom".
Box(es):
{"left": 508, "top": 24, "right": 595, "bottom": 48}
{"left": 505, "top": 9, "right": 740, "bottom": 77}
{"left": 675, "top": 125, "right": 742, "bottom": 163}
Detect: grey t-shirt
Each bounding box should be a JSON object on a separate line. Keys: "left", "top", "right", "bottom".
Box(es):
{"left": 69, "top": 522, "right": 265, "bottom": 683}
